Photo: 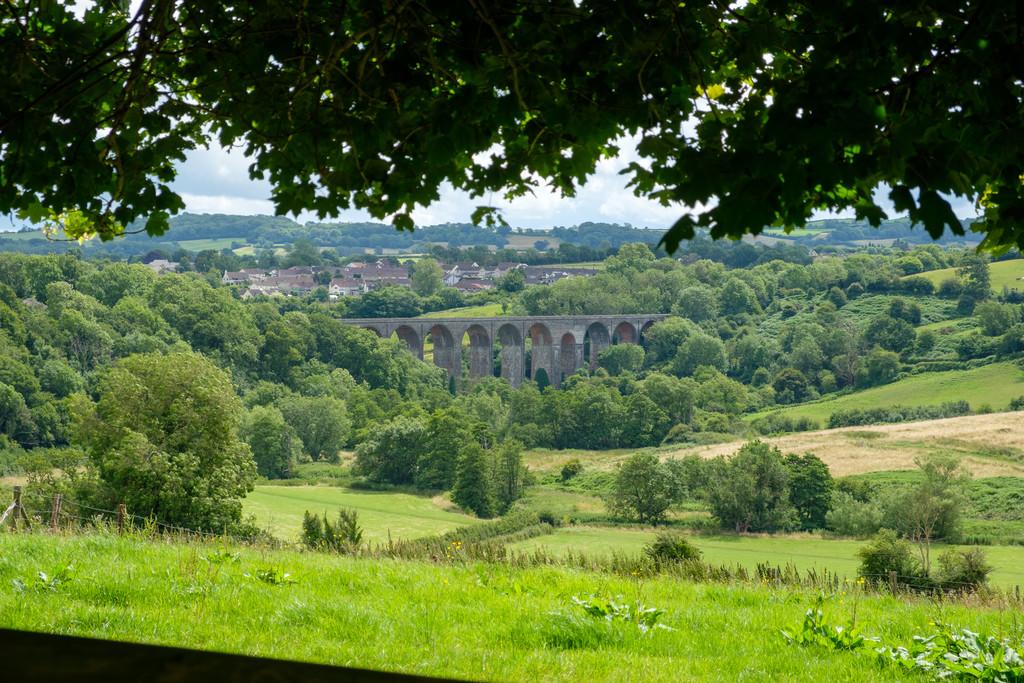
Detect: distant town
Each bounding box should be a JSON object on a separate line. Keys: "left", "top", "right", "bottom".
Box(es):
{"left": 143, "top": 258, "right": 598, "bottom": 299}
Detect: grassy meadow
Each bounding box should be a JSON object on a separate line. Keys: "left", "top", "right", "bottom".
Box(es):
{"left": 522, "top": 411, "right": 1024, "bottom": 478}
{"left": 2, "top": 531, "right": 1020, "bottom": 682}
{"left": 506, "top": 527, "right": 1024, "bottom": 588}
{"left": 244, "top": 485, "right": 474, "bottom": 542}
{"left": 909, "top": 258, "right": 1024, "bottom": 293}
{"left": 750, "top": 361, "right": 1024, "bottom": 424}
{"left": 419, "top": 302, "right": 506, "bottom": 318}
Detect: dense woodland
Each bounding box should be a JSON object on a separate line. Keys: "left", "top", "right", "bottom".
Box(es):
{"left": 1, "top": 240, "right": 1022, "bottom": 534}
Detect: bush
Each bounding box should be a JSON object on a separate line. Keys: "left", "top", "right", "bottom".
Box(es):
{"left": 1009, "top": 395, "right": 1024, "bottom": 411}
{"left": 856, "top": 529, "right": 927, "bottom": 589}
{"left": 560, "top": 459, "right": 584, "bottom": 482}
{"left": 936, "top": 547, "right": 991, "bottom": 591}
{"left": 301, "top": 508, "right": 364, "bottom": 552}
{"left": 827, "top": 401, "right": 970, "bottom": 428}
{"left": 825, "top": 492, "right": 883, "bottom": 537}
{"left": 751, "top": 413, "right": 820, "bottom": 435}
{"left": 644, "top": 531, "right": 702, "bottom": 565}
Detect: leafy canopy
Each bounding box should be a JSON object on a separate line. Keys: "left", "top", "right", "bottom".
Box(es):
{"left": 2, "top": 2, "right": 1021, "bottom": 250}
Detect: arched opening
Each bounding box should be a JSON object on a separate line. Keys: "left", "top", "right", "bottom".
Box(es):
{"left": 612, "top": 321, "right": 637, "bottom": 345}
{"left": 583, "top": 322, "right": 610, "bottom": 369}
{"left": 527, "top": 323, "right": 554, "bottom": 385}
{"left": 362, "top": 325, "right": 384, "bottom": 337}
{"left": 429, "top": 324, "right": 459, "bottom": 379}
{"left": 392, "top": 325, "right": 423, "bottom": 360}
{"left": 463, "top": 324, "right": 491, "bottom": 378}
{"left": 639, "top": 320, "right": 657, "bottom": 349}
{"left": 497, "top": 324, "right": 523, "bottom": 387}
{"left": 559, "top": 332, "right": 578, "bottom": 384}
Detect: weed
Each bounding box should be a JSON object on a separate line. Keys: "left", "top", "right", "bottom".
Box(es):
{"left": 570, "top": 594, "right": 672, "bottom": 635}
{"left": 247, "top": 567, "right": 296, "bottom": 586}
{"left": 12, "top": 563, "right": 74, "bottom": 594}
{"left": 879, "top": 623, "right": 1024, "bottom": 680}
{"left": 781, "top": 594, "right": 874, "bottom": 651}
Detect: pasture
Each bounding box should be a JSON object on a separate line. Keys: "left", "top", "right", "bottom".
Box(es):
{"left": 175, "top": 237, "right": 243, "bottom": 251}
{"left": 507, "top": 527, "right": 1024, "bottom": 588}
{"left": 418, "top": 302, "right": 506, "bottom": 318}
{"left": 0, "top": 532, "right": 1017, "bottom": 682}
{"left": 524, "top": 411, "right": 1024, "bottom": 478}
{"left": 749, "top": 361, "right": 1024, "bottom": 425}
{"left": 909, "top": 258, "right": 1024, "bottom": 292}
{"left": 243, "top": 485, "right": 474, "bottom": 543}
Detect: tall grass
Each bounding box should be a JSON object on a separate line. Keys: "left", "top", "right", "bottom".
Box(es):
{"left": 3, "top": 530, "right": 1022, "bottom": 682}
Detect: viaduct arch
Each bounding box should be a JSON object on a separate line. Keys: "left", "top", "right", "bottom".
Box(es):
{"left": 345, "top": 314, "right": 667, "bottom": 388}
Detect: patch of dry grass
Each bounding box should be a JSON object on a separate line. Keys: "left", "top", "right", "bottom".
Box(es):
{"left": 526, "top": 412, "right": 1024, "bottom": 478}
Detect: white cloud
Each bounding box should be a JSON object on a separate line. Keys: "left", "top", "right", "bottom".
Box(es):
{"left": 167, "top": 137, "right": 978, "bottom": 229}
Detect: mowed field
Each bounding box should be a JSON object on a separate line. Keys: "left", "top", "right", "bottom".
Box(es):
{"left": 909, "top": 258, "right": 1024, "bottom": 292}
{"left": 523, "top": 411, "right": 1024, "bottom": 478}
{"left": 751, "top": 361, "right": 1024, "bottom": 424}
{"left": 507, "top": 527, "right": 1024, "bottom": 588}
{"left": 243, "top": 485, "right": 474, "bottom": 542}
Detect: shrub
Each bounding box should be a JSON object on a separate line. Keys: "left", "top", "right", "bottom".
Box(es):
{"left": 936, "top": 547, "right": 992, "bottom": 591}
{"left": 560, "top": 459, "right": 584, "bottom": 482}
{"left": 644, "top": 531, "right": 702, "bottom": 565}
{"left": 301, "top": 508, "right": 363, "bottom": 552}
{"left": 825, "top": 492, "right": 883, "bottom": 537}
{"left": 856, "top": 529, "right": 926, "bottom": 588}
{"left": 1009, "top": 395, "right": 1024, "bottom": 411}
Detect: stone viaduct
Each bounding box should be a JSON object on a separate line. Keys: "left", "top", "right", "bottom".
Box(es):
{"left": 342, "top": 315, "right": 668, "bottom": 387}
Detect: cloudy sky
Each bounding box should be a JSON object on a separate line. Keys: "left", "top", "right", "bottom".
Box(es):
{"left": 168, "top": 137, "right": 692, "bottom": 230}
{"left": 163, "top": 136, "right": 980, "bottom": 230}
{"left": 2, "top": 137, "right": 978, "bottom": 233}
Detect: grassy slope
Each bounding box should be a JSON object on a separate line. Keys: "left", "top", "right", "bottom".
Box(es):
{"left": 243, "top": 486, "right": 473, "bottom": 543}
{"left": 507, "top": 528, "right": 1024, "bottom": 588}
{"left": 909, "top": 259, "right": 1024, "bottom": 292}
{"left": 419, "top": 303, "right": 505, "bottom": 318}
{"left": 525, "top": 411, "right": 1024, "bottom": 478}
{"left": 0, "top": 532, "right": 1014, "bottom": 682}
{"left": 751, "top": 361, "right": 1024, "bottom": 424}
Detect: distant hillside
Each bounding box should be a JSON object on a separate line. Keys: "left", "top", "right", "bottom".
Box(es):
{"left": 0, "top": 212, "right": 983, "bottom": 262}
{"left": 907, "top": 258, "right": 1024, "bottom": 294}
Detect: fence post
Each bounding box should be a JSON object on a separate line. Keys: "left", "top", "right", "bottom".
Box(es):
{"left": 888, "top": 570, "right": 898, "bottom": 595}
{"left": 3, "top": 486, "right": 32, "bottom": 531}
{"left": 117, "top": 503, "right": 126, "bottom": 534}
{"left": 1, "top": 488, "right": 17, "bottom": 529}
{"left": 50, "top": 493, "right": 62, "bottom": 532}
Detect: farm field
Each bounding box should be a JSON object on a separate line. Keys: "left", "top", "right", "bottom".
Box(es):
{"left": 243, "top": 485, "right": 473, "bottom": 543}
{"left": 175, "top": 237, "right": 243, "bottom": 251}
{"left": 507, "top": 527, "right": 1024, "bottom": 588}
{"left": 0, "top": 532, "right": 1016, "bottom": 682}
{"left": 909, "top": 258, "right": 1024, "bottom": 292}
{"left": 523, "top": 411, "right": 1024, "bottom": 478}
{"left": 504, "top": 234, "right": 562, "bottom": 249}
{"left": 750, "top": 361, "right": 1024, "bottom": 425}
{"left": 419, "top": 302, "right": 506, "bottom": 318}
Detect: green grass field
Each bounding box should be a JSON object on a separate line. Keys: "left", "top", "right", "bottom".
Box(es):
{"left": 243, "top": 485, "right": 474, "bottom": 542}
{"left": 0, "top": 229, "right": 46, "bottom": 241}
{"left": 1, "top": 532, "right": 1017, "bottom": 682}
{"left": 752, "top": 361, "right": 1024, "bottom": 423}
{"left": 419, "top": 302, "right": 506, "bottom": 318}
{"left": 507, "top": 527, "right": 1024, "bottom": 588}
{"left": 504, "top": 234, "right": 562, "bottom": 250}
{"left": 176, "top": 237, "right": 244, "bottom": 251}
{"left": 909, "top": 259, "right": 1024, "bottom": 292}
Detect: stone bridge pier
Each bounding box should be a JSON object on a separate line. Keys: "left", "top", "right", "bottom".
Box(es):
{"left": 343, "top": 314, "right": 667, "bottom": 388}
